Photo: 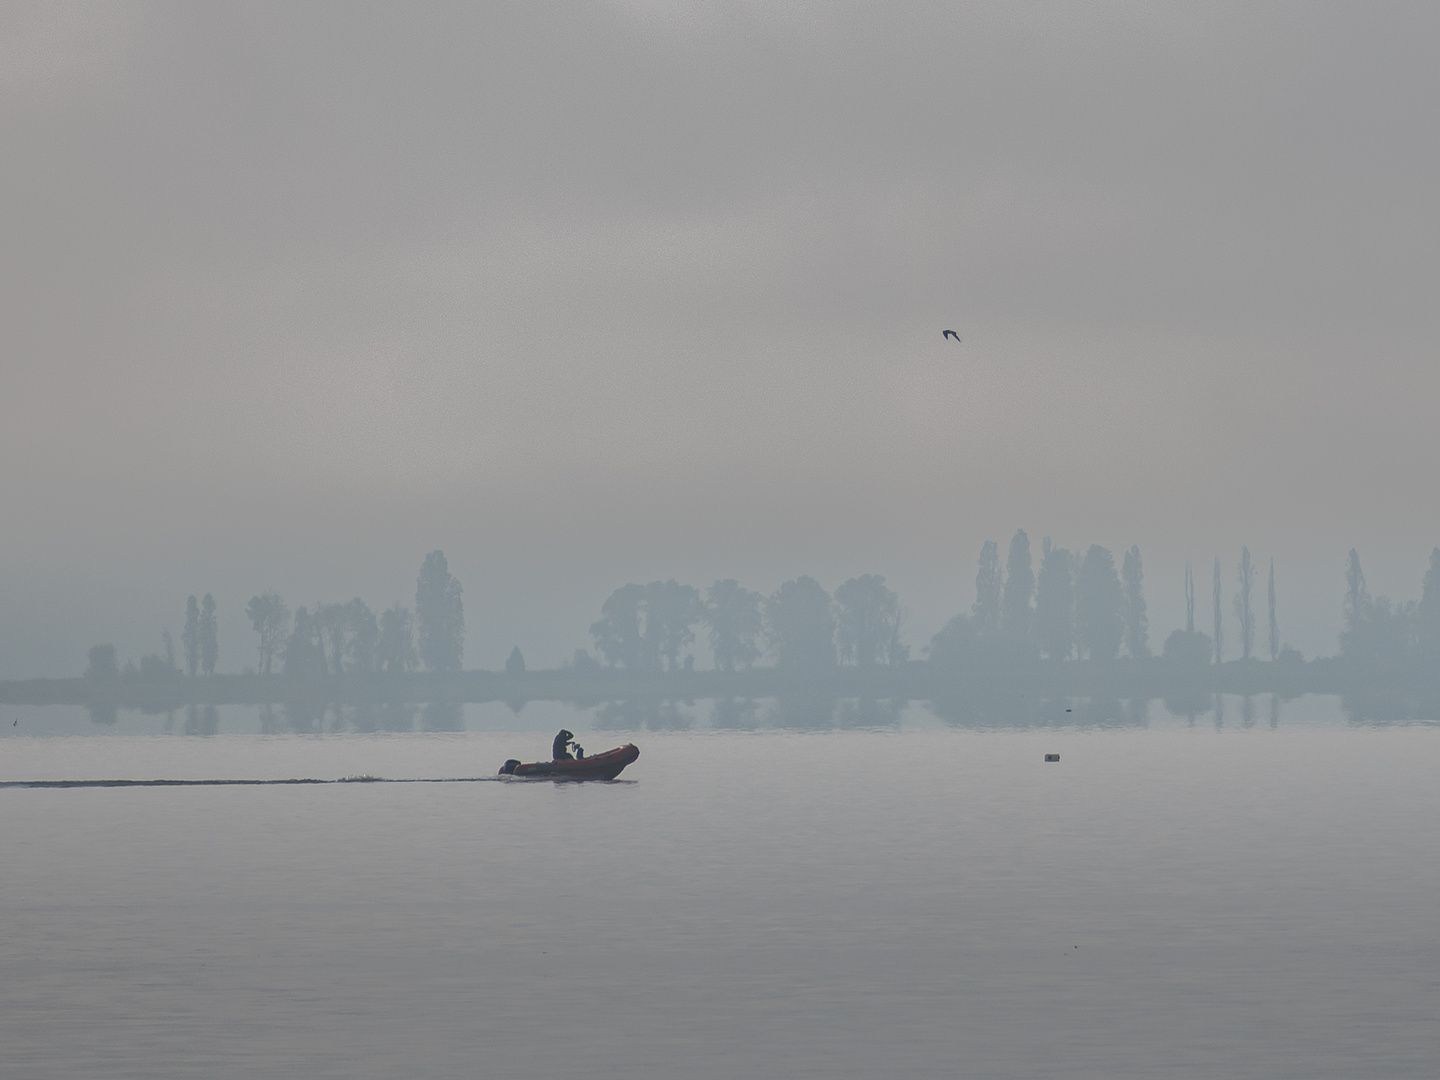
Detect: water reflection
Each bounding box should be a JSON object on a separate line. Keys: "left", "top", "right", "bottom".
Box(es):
{"left": 183, "top": 705, "right": 219, "bottom": 736}
{"left": 833, "top": 697, "right": 903, "bottom": 729}
{"left": 31, "top": 691, "right": 1436, "bottom": 737}
{"left": 1341, "top": 689, "right": 1440, "bottom": 725}
{"left": 710, "top": 697, "right": 760, "bottom": 730}
{"left": 595, "top": 698, "right": 695, "bottom": 731}
{"left": 421, "top": 702, "right": 464, "bottom": 732}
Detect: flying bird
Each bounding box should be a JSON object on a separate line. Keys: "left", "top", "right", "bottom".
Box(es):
{"left": 942, "top": 329, "right": 961, "bottom": 342}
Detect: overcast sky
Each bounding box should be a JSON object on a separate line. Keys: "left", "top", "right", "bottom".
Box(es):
{"left": 3, "top": 1, "right": 1439, "bottom": 675}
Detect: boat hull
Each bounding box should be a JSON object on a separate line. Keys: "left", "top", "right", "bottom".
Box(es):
{"left": 507, "top": 743, "right": 639, "bottom": 780}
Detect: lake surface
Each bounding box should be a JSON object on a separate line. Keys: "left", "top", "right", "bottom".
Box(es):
{"left": 2, "top": 696, "right": 1438, "bottom": 1078}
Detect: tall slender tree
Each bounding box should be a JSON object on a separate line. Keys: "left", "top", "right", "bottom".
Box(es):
{"left": 1075, "top": 545, "right": 1124, "bottom": 661}
{"left": 1185, "top": 562, "right": 1195, "bottom": 634}
{"left": 1120, "top": 545, "right": 1149, "bottom": 658}
{"left": 1267, "top": 558, "right": 1279, "bottom": 661}
{"left": 973, "top": 541, "right": 1001, "bottom": 639}
{"left": 1340, "top": 548, "right": 1371, "bottom": 659}
{"left": 1000, "top": 529, "right": 1035, "bottom": 644}
{"left": 182, "top": 596, "right": 200, "bottom": 678}
{"left": 415, "top": 551, "right": 464, "bottom": 672}
{"left": 199, "top": 594, "right": 218, "bottom": 676}
{"left": 1035, "top": 539, "right": 1075, "bottom": 661}
{"left": 1212, "top": 557, "right": 1224, "bottom": 664}
{"left": 1234, "top": 546, "right": 1256, "bottom": 660}
{"left": 1419, "top": 548, "right": 1440, "bottom": 661}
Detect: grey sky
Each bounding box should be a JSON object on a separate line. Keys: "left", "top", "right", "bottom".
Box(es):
{"left": 3, "top": 1, "right": 1439, "bottom": 675}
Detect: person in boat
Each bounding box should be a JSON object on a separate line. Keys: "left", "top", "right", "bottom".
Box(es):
{"left": 553, "top": 729, "right": 575, "bottom": 761}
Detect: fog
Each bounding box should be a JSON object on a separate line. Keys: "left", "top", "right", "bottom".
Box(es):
{"left": 4, "top": 2, "right": 1440, "bottom": 676}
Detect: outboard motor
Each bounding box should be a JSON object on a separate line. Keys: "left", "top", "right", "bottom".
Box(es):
{"left": 498, "top": 759, "right": 520, "bottom": 776}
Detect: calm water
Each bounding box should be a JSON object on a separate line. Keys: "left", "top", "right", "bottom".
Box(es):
{"left": 2, "top": 697, "right": 1438, "bottom": 1078}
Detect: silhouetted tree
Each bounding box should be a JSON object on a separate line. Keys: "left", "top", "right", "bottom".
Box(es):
{"left": 1234, "top": 546, "right": 1256, "bottom": 660}
{"left": 834, "top": 574, "right": 906, "bottom": 667}
{"left": 85, "top": 644, "right": 119, "bottom": 683}
{"left": 591, "top": 583, "right": 647, "bottom": 669}
{"left": 505, "top": 646, "right": 526, "bottom": 676}
{"left": 704, "top": 579, "right": 764, "bottom": 672}
{"left": 1035, "top": 539, "right": 1075, "bottom": 661}
{"left": 245, "top": 592, "right": 289, "bottom": 675}
{"left": 345, "top": 598, "right": 377, "bottom": 674}
{"left": 1000, "top": 529, "right": 1035, "bottom": 644}
{"left": 415, "top": 551, "right": 464, "bottom": 672}
{"left": 1341, "top": 548, "right": 1370, "bottom": 659}
{"left": 284, "top": 606, "right": 325, "bottom": 678}
{"left": 1419, "top": 548, "right": 1440, "bottom": 660}
{"left": 200, "top": 594, "right": 218, "bottom": 676}
{"left": 1163, "top": 627, "right": 1212, "bottom": 666}
{"left": 643, "top": 580, "right": 702, "bottom": 672}
{"left": 182, "top": 596, "right": 200, "bottom": 677}
{"left": 1268, "top": 558, "right": 1279, "bottom": 661}
{"left": 973, "top": 540, "right": 1001, "bottom": 639}
{"left": 928, "top": 612, "right": 979, "bottom": 667}
{"left": 1212, "top": 557, "right": 1223, "bottom": 664}
{"left": 1075, "top": 545, "right": 1123, "bottom": 661}
{"left": 1120, "top": 545, "right": 1148, "bottom": 658}
{"left": 377, "top": 605, "right": 418, "bottom": 675}
{"left": 1185, "top": 562, "right": 1195, "bottom": 633}
{"left": 766, "top": 576, "right": 836, "bottom": 670}
{"left": 316, "top": 602, "right": 350, "bottom": 675}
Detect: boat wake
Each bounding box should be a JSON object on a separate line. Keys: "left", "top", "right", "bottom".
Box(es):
{"left": 0, "top": 776, "right": 635, "bottom": 789}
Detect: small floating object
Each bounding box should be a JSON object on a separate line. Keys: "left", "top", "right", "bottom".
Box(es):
{"left": 1044, "top": 753, "right": 1060, "bottom": 763}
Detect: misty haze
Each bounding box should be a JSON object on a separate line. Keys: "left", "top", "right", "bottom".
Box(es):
{"left": 4, "top": 4, "right": 1440, "bottom": 1078}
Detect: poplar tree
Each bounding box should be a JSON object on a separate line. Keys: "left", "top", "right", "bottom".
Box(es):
{"left": 1075, "top": 545, "right": 1123, "bottom": 661}
{"left": 1234, "top": 546, "right": 1256, "bottom": 660}
{"left": 1419, "top": 548, "right": 1440, "bottom": 661}
{"left": 1035, "top": 539, "right": 1076, "bottom": 661}
{"left": 199, "top": 593, "right": 218, "bottom": 676}
{"left": 1185, "top": 562, "right": 1195, "bottom": 633}
{"left": 1120, "top": 545, "right": 1149, "bottom": 658}
{"left": 973, "top": 541, "right": 1001, "bottom": 639}
{"left": 1212, "top": 558, "right": 1223, "bottom": 664}
{"left": 1000, "top": 529, "right": 1035, "bottom": 644}
{"left": 415, "top": 550, "right": 465, "bottom": 672}
{"left": 182, "top": 596, "right": 200, "bottom": 678}
{"left": 1340, "top": 549, "right": 1371, "bottom": 659}
{"left": 1267, "top": 558, "right": 1279, "bottom": 661}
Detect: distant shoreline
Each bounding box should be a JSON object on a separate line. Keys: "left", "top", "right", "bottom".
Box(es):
{"left": 4, "top": 657, "right": 1437, "bottom": 710}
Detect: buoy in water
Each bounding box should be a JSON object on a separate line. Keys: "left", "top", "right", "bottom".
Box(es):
{"left": 1044, "top": 753, "right": 1060, "bottom": 762}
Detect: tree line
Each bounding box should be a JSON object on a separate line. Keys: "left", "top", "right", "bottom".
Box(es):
{"left": 242, "top": 550, "right": 465, "bottom": 678}
{"left": 1339, "top": 547, "right": 1440, "bottom": 668}
{"left": 84, "top": 551, "right": 466, "bottom": 684}
{"left": 585, "top": 573, "right": 907, "bottom": 674}
{"left": 76, "top": 540, "right": 1440, "bottom": 687}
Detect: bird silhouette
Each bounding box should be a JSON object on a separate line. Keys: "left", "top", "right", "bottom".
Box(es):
{"left": 942, "top": 329, "right": 961, "bottom": 342}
